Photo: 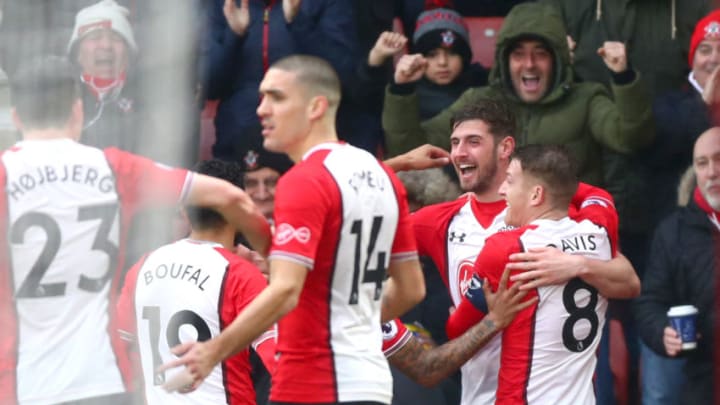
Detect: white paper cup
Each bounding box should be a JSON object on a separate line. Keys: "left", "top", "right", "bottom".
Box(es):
{"left": 667, "top": 305, "right": 698, "bottom": 350}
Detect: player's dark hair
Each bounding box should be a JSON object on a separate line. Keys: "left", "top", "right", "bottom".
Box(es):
{"left": 511, "top": 144, "right": 578, "bottom": 208}
{"left": 10, "top": 56, "right": 81, "bottom": 130}
{"left": 185, "top": 160, "right": 244, "bottom": 231}
{"left": 450, "top": 98, "right": 518, "bottom": 142}
{"left": 271, "top": 54, "right": 342, "bottom": 108}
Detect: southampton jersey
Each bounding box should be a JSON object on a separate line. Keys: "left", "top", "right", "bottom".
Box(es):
{"left": 268, "top": 142, "right": 418, "bottom": 404}
{"left": 116, "top": 239, "right": 274, "bottom": 405}
{"left": 445, "top": 211, "right": 615, "bottom": 404}
{"left": 413, "top": 183, "right": 618, "bottom": 405}
{"left": 0, "top": 139, "right": 190, "bottom": 404}
{"left": 412, "top": 196, "right": 507, "bottom": 405}
{"left": 481, "top": 218, "right": 612, "bottom": 404}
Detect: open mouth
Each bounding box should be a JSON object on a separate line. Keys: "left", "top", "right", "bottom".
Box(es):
{"left": 458, "top": 163, "right": 477, "bottom": 177}
{"left": 521, "top": 75, "right": 540, "bottom": 92}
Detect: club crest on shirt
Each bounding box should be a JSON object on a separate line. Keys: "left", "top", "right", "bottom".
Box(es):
{"left": 457, "top": 258, "right": 475, "bottom": 298}
{"left": 275, "top": 223, "right": 311, "bottom": 245}
{"left": 382, "top": 321, "right": 398, "bottom": 340}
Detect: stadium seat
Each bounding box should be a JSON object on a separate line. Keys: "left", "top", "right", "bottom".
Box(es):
{"left": 464, "top": 17, "right": 504, "bottom": 69}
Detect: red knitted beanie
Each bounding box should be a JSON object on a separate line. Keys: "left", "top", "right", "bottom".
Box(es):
{"left": 689, "top": 10, "right": 720, "bottom": 67}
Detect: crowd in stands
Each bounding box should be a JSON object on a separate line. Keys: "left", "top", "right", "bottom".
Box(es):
{"left": 1, "top": 0, "right": 720, "bottom": 404}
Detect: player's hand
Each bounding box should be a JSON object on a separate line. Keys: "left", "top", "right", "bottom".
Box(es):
{"left": 235, "top": 244, "right": 269, "bottom": 280}
{"left": 506, "top": 246, "right": 584, "bottom": 290}
{"left": 224, "top": 0, "right": 250, "bottom": 36}
{"left": 702, "top": 65, "right": 720, "bottom": 106}
{"left": 463, "top": 273, "right": 489, "bottom": 313}
{"left": 159, "top": 340, "right": 222, "bottom": 393}
{"left": 663, "top": 326, "right": 683, "bottom": 357}
{"left": 484, "top": 268, "right": 537, "bottom": 329}
{"left": 385, "top": 144, "right": 450, "bottom": 172}
{"left": 283, "top": 0, "right": 301, "bottom": 23}
{"left": 369, "top": 32, "right": 407, "bottom": 67}
{"left": 394, "top": 54, "right": 428, "bottom": 84}
{"left": 597, "top": 41, "right": 627, "bottom": 73}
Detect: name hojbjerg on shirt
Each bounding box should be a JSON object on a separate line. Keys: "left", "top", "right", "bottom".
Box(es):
{"left": 7, "top": 164, "right": 115, "bottom": 201}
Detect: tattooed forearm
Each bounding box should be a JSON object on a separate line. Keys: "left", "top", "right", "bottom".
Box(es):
{"left": 389, "top": 318, "right": 499, "bottom": 387}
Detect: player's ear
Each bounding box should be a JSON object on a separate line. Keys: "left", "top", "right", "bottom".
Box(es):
{"left": 530, "top": 184, "right": 544, "bottom": 206}
{"left": 498, "top": 136, "right": 515, "bottom": 159}
{"left": 307, "top": 95, "right": 328, "bottom": 121}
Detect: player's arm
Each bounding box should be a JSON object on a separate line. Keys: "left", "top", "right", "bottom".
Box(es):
{"left": 383, "top": 144, "right": 450, "bottom": 172}
{"left": 506, "top": 249, "right": 640, "bottom": 298}
{"left": 381, "top": 258, "right": 426, "bottom": 323}
{"left": 160, "top": 259, "right": 305, "bottom": 389}
{"left": 390, "top": 269, "right": 534, "bottom": 387}
{"left": 186, "top": 174, "right": 271, "bottom": 255}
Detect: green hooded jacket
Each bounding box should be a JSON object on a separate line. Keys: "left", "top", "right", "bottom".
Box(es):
{"left": 382, "top": 2, "right": 655, "bottom": 187}
{"left": 539, "top": 0, "right": 709, "bottom": 234}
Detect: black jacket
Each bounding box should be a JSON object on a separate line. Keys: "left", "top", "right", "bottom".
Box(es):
{"left": 634, "top": 198, "right": 717, "bottom": 404}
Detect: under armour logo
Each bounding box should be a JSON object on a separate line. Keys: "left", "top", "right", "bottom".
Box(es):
{"left": 449, "top": 232, "right": 466, "bottom": 243}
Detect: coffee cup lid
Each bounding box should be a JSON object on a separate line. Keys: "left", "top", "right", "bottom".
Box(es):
{"left": 667, "top": 305, "right": 698, "bottom": 317}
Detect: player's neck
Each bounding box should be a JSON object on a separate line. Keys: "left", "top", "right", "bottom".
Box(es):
{"left": 529, "top": 207, "right": 567, "bottom": 223}
{"left": 22, "top": 128, "right": 78, "bottom": 142}
{"left": 287, "top": 121, "right": 338, "bottom": 162}
{"left": 472, "top": 176, "right": 506, "bottom": 203}
{"left": 188, "top": 227, "right": 236, "bottom": 250}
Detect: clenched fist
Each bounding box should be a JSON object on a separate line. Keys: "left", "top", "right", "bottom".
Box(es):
{"left": 597, "top": 41, "right": 628, "bottom": 73}
{"left": 368, "top": 32, "right": 407, "bottom": 67}
{"left": 394, "top": 54, "right": 428, "bottom": 84}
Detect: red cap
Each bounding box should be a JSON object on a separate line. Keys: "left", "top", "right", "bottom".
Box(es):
{"left": 689, "top": 10, "right": 720, "bottom": 67}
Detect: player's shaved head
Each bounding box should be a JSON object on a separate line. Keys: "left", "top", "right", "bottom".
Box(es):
{"left": 10, "top": 56, "right": 80, "bottom": 130}
{"left": 512, "top": 144, "right": 578, "bottom": 208}
{"left": 270, "top": 55, "right": 341, "bottom": 109}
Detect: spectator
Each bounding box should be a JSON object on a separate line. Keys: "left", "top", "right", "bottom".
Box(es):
{"left": 160, "top": 55, "right": 425, "bottom": 404}
{"left": 67, "top": 0, "right": 144, "bottom": 154}
{"left": 642, "top": 10, "right": 720, "bottom": 238}
{"left": 203, "top": 0, "right": 356, "bottom": 160}
{"left": 446, "top": 145, "right": 615, "bottom": 403}
{"left": 0, "top": 55, "right": 268, "bottom": 405}
{"left": 382, "top": 2, "right": 654, "bottom": 187}
{"left": 234, "top": 125, "right": 293, "bottom": 224}
{"left": 0, "top": 0, "right": 133, "bottom": 78}
{"left": 116, "top": 159, "right": 276, "bottom": 405}
{"left": 362, "top": 9, "right": 487, "bottom": 124}
{"left": 634, "top": 126, "right": 720, "bottom": 405}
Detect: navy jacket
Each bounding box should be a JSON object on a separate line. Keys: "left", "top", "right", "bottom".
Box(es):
{"left": 635, "top": 198, "right": 716, "bottom": 404}
{"left": 202, "top": 0, "right": 356, "bottom": 159}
